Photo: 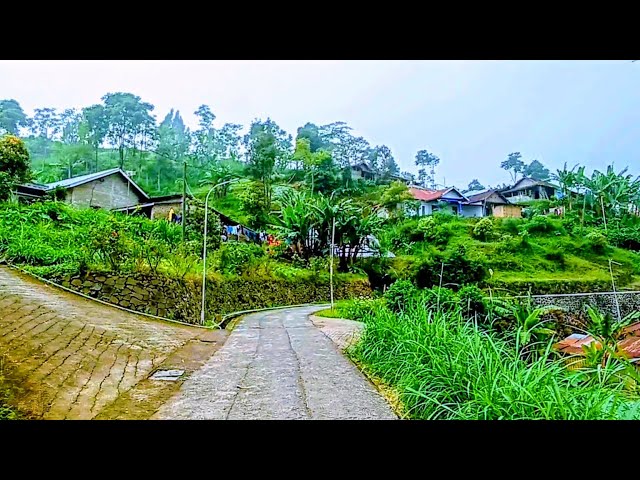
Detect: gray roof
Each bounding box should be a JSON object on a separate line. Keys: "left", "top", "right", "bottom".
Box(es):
{"left": 466, "top": 189, "right": 509, "bottom": 204}
{"left": 500, "top": 177, "right": 559, "bottom": 194}
{"left": 44, "top": 168, "right": 149, "bottom": 199}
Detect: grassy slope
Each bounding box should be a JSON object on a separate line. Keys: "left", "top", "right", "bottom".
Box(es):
{"left": 380, "top": 215, "right": 640, "bottom": 292}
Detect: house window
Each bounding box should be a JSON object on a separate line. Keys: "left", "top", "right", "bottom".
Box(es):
{"left": 432, "top": 205, "right": 439, "bottom": 213}
{"left": 421, "top": 205, "right": 427, "bottom": 216}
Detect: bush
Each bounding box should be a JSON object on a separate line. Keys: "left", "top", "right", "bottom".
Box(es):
{"left": 607, "top": 225, "right": 640, "bottom": 251}
{"left": 213, "top": 241, "right": 265, "bottom": 276}
{"left": 421, "top": 286, "right": 459, "bottom": 313}
{"left": 499, "top": 218, "right": 522, "bottom": 235}
{"left": 544, "top": 251, "right": 566, "bottom": 269}
{"left": 384, "top": 279, "right": 419, "bottom": 312}
{"left": 458, "top": 284, "right": 486, "bottom": 316}
{"left": 417, "top": 216, "right": 452, "bottom": 245}
{"left": 412, "top": 244, "right": 487, "bottom": 289}
{"left": 523, "top": 215, "right": 563, "bottom": 235}
{"left": 585, "top": 230, "right": 608, "bottom": 254}
{"left": 472, "top": 217, "right": 494, "bottom": 241}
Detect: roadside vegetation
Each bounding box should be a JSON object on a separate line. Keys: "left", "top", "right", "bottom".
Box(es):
{"left": 329, "top": 283, "right": 640, "bottom": 420}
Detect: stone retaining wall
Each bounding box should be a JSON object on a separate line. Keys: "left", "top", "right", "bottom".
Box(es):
{"left": 522, "top": 291, "right": 640, "bottom": 332}
{"left": 55, "top": 272, "right": 372, "bottom": 325}
{"left": 59, "top": 272, "right": 199, "bottom": 321}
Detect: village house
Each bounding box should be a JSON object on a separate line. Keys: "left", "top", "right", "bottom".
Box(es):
{"left": 15, "top": 168, "right": 184, "bottom": 221}
{"left": 465, "top": 189, "right": 523, "bottom": 218}
{"left": 408, "top": 186, "right": 484, "bottom": 217}
{"left": 498, "top": 177, "right": 559, "bottom": 203}
{"left": 348, "top": 162, "right": 411, "bottom": 185}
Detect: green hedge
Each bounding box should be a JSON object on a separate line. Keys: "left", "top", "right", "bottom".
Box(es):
{"left": 204, "top": 276, "right": 372, "bottom": 315}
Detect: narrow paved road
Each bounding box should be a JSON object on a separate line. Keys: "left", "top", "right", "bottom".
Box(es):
{"left": 0, "top": 266, "right": 225, "bottom": 419}
{"left": 154, "top": 307, "right": 397, "bottom": 420}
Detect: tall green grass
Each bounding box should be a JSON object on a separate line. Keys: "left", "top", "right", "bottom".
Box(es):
{"left": 349, "top": 303, "right": 640, "bottom": 419}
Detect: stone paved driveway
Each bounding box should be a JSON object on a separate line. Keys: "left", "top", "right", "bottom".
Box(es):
{"left": 154, "top": 306, "right": 397, "bottom": 420}
{"left": 0, "top": 266, "right": 225, "bottom": 419}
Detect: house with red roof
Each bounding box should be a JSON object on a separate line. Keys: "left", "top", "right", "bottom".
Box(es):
{"left": 408, "top": 186, "right": 484, "bottom": 217}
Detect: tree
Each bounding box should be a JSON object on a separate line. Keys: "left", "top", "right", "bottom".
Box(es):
{"left": 0, "top": 135, "right": 31, "bottom": 201}
{"left": 153, "top": 109, "right": 190, "bottom": 191}
{"left": 317, "top": 122, "right": 371, "bottom": 168}
{"left": 0, "top": 100, "right": 28, "bottom": 135}
{"left": 369, "top": 145, "right": 399, "bottom": 179}
{"left": 31, "top": 107, "right": 61, "bottom": 140}
{"left": 244, "top": 120, "right": 279, "bottom": 207}
{"left": 102, "top": 92, "right": 155, "bottom": 169}
{"left": 501, "top": 152, "right": 524, "bottom": 184}
{"left": 80, "top": 104, "right": 109, "bottom": 172}
{"left": 415, "top": 149, "right": 440, "bottom": 189}
{"left": 464, "top": 179, "right": 485, "bottom": 193}
{"left": 379, "top": 181, "right": 414, "bottom": 218}
{"left": 523, "top": 159, "right": 550, "bottom": 181}
{"left": 192, "top": 104, "right": 216, "bottom": 166}
{"left": 59, "top": 108, "right": 82, "bottom": 145}
{"left": 296, "top": 122, "right": 329, "bottom": 154}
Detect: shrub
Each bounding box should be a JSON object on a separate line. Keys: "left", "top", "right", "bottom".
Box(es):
{"left": 499, "top": 218, "right": 522, "bottom": 235}
{"left": 421, "top": 286, "right": 459, "bottom": 313}
{"left": 413, "top": 244, "right": 487, "bottom": 289}
{"left": 523, "top": 215, "right": 563, "bottom": 235}
{"left": 384, "top": 279, "right": 419, "bottom": 312}
{"left": 458, "top": 284, "right": 486, "bottom": 316}
{"left": 417, "top": 216, "right": 452, "bottom": 245}
{"left": 472, "top": 217, "right": 494, "bottom": 241}
{"left": 213, "top": 241, "right": 265, "bottom": 275}
{"left": 544, "top": 251, "right": 566, "bottom": 269}
{"left": 606, "top": 226, "right": 640, "bottom": 251}
{"left": 585, "top": 230, "right": 608, "bottom": 254}
{"left": 340, "top": 298, "right": 387, "bottom": 322}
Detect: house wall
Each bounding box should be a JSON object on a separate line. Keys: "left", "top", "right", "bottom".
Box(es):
{"left": 461, "top": 204, "right": 484, "bottom": 218}
{"left": 151, "top": 202, "right": 182, "bottom": 221}
{"left": 68, "top": 173, "right": 144, "bottom": 210}
{"left": 493, "top": 204, "right": 522, "bottom": 218}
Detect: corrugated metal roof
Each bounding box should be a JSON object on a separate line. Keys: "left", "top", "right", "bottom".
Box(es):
{"left": 43, "top": 168, "right": 149, "bottom": 200}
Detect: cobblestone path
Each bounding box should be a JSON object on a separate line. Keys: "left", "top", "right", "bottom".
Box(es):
{"left": 0, "top": 266, "right": 225, "bottom": 419}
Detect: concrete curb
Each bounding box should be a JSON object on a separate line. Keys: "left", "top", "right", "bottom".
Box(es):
{"left": 3, "top": 262, "right": 332, "bottom": 332}
{"left": 4, "top": 263, "right": 213, "bottom": 330}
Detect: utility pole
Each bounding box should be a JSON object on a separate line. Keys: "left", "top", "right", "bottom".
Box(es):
{"left": 182, "top": 160, "right": 187, "bottom": 242}
{"left": 330, "top": 216, "right": 336, "bottom": 310}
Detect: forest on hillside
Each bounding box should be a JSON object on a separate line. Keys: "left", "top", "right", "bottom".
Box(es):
{"left": 0, "top": 94, "right": 418, "bottom": 197}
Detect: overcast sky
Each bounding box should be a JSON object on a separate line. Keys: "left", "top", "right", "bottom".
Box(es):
{"left": 1, "top": 60, "right": 638, "bottom": 189}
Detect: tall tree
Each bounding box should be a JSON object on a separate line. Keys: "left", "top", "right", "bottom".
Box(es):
{"left": 102, "top": 92, "right": 155, "bottom": 169}
{"left": 296, "top": 122, "right": 329, "bottom": 154}
{"left": 369, "top": 145, "right": 398, "bottom": 178}
{"left": 59, "top": 108, "right": 82, "bottom": 145}
{"left": 244, "top": 120, "right": 279, "bottom": 206}
{"left": 464, "top": 179, "right": 485, "bottom": 193}
{"left": 31, "top": 107, "right": 61, "bottom": 140}
{"left": 415, "top": 149, "right": 440, "bottom": 189}
{"left": 523, "top": 159, "right": 551, "bottom": 181}
{"left": 501, "top": 152, "right": 525, "bottom": 184}
{"left": 80, "top": 104, "right": 109, "bottom": 172}
{"left": 0, "top": 99, "right": 28, "bottom": 135}
{"left": 193, "top": 104, "right": 216, "bottom": 166}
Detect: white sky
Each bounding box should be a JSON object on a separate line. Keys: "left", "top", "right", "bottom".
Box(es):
{"left": 1, "top": 60, "right": 639, "bottom": 188}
